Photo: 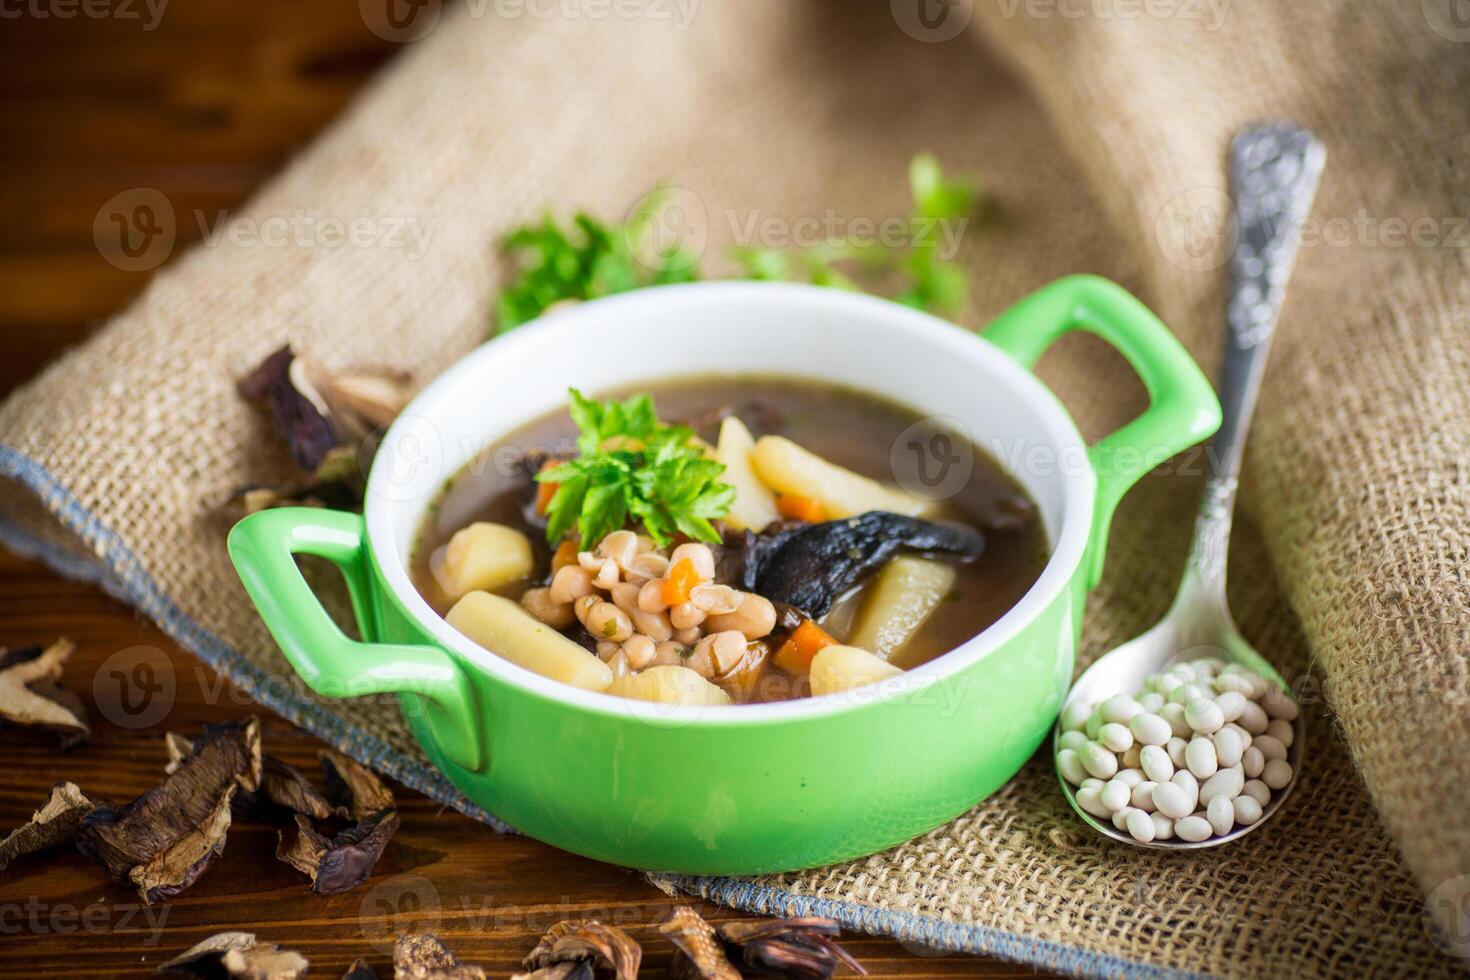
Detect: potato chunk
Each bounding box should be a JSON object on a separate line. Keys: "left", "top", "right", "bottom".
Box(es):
{"left": 809, "top": 644, "right": 903, "bottom": 695}
{"left": 433, "top": 522, "right": 533, "bottom": 600}
{"left": 716, "top": 416, "right": 781, "bottom": 532}
{"left": 847, "top": 558, "right": 956, "bottom": 666}
{"left": 751, "top": 436, "right": 932, "bottom": 519}
{"left": 446, "top": 591, "right": 611, "bottom": 691}
{"left": 606, "top": 665, "right": 732, "bottom": 706}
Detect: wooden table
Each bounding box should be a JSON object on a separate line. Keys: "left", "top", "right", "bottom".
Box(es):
{"left": 0, "top": 3, "right": 1037, "bottom": 976}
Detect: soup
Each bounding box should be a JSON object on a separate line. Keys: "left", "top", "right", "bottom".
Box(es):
{"left": 411, "top": 377, "right": 1048, "bottom": 705}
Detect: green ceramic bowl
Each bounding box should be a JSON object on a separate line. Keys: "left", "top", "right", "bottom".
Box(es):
{"left": 228, "top": 276, "right": 1220, "bottom": 874}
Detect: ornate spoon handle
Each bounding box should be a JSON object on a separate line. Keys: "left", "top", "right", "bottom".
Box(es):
{"left": 1188, "top": 123, "right": 1326, "bottom": 592}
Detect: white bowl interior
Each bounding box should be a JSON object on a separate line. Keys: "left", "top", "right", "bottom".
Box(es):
{"left": 367, "top": 282, "right": 1095, "bottom": 722}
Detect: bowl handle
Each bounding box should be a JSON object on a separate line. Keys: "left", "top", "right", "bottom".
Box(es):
{"left": 227, "top": 507, "right": 484, "bottom": 772}
{"left": 982, "top": 275, "right": 1221, "bottom": 589}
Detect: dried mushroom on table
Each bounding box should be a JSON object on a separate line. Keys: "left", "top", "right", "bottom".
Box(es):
{"left": 0, "top": 638, "right": 89, "bottom": 747}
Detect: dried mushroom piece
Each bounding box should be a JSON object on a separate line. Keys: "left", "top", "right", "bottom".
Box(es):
{"left": 0, "top": 638, "right": 90, "bottom": 747}
{"left": 660, "top": 908, "right": 739, "bottom": 980}
{"left": 78, "top": 718, "right": 262, "bottom": 903}
{"left": 275, "top": 749, "right": 399, "bottom": 894}
{"left": 719, "top": 918, "right": 864, "bottom": 979}
{"left": 157, "top": 930, "right": 309, "bottom": 979}
{"left": 167, "top": 732, "right": 340, "bottom": 821}
{"left": 342, "top": 958, "right": 381, "bottom": 980}
{"left": 0, "top": 781, "right": 97, "bottom": 872}
{"left": 238, "top": 344, "right": 412, "bottom": 489}
{"left": 394, "top": 934, "right": 487, "bottom": 980}
{"left": 514, "top": 920, "right": 641, "bottom": 980}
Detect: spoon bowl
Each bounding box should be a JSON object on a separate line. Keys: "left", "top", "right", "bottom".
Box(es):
{"left": 1054, "top": 121, "right": 1324, "bottom": 849}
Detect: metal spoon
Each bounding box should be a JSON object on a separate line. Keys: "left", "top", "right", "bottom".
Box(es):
{"left": 1055, "top": 123, "right": 1325, "bottom": 848}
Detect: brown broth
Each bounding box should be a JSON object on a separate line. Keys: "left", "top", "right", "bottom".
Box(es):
{"left": 411, "top": 376, "right": 1049, "bottom": 699}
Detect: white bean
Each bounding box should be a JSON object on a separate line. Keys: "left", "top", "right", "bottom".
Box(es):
{"left": 1060, "top": 701, "right": 1093, "bottom": 732}
{"left": 1112, "top": 807, "right": 1137, "bottom": 832}
{"left": 1238, "top": 699, "right": 1270, "bottom": 735}
{"left": 1185, "top": 737, "right": 1219, "bottom": 779}
{"left": 1213, "top": 690, "right": 1247, "bottom": 723}
{"left": 1129, "top": 712, "right": 1172, "bottom": 746}
{"left": 669, "top": 542, "right": 716, "bottom": 581}
{"left": 1200, "top": 766, "right": 1244, "bottom": 805}
{"left": 1175, "top": 815, "right": 1213, "bottom": 842}
{"left": 1115, "top": 768, "right": 1145, "bottom": 788}
{"left": 1242, "top": 779, "right": 1271, "bottom": 806}
{"left": 1169, "top": 683, "right": 1206, "bottom": 706}
{"left": 1152, "top": 781, "right": 1194, "bottom": 820}
{"left": 1059, "top": 730, "right": 1090, "bottom": 754}
{"left": 1151, "top": 812, "right": 1176, "bottom": 840}
{"left": 1076, "top": 785, "right": 1112, "bottom": 818}
{"left": 1266, "top": 718, "right": 1295, "bottom": 748}
{"left": 1081, "top": 741, "right": 1119, "bottom": 780}
{"left": 1125, "top": 808, "right": 1156, "bottom": 843}
{"left": 1170, "top": 772, "right": 1200, "bottom": 815}
{"left": 1085, "top": 710, "right": 1104, "bottom": 740}
{"left": 1160, "top": 702, "right": 1192, "bottom": 738}
{"left": 1262, "top": 758, "right": 1293, "bottom": 790}
{"left": 1212, "top": 727, "right": 1244, "bottom": 768}
{"left": 1139, "top": 691, "right": 1165, "bottom": 713}
{"left": 1131, "top": 781, "right": 1158, "bottom": 812}
{"left": 1254, "top": 734, "right": 1287, "bottom": 762}
{"left": 1223, "top": 721, "right": 1252, "bottom": 749}
{"left": 1057, "top": 749, "right": 1088, "bottom": 786}
{"left": 1140, "top": 745, "right": 1174, "bottom": 783}
{"left": 1100, "top": 779, "right": 1132, "bottom": 813}
{"left": 1166, "top": 736, "right": 1189, "bottom": 769}
{"left": 1122, "top": 744, "right": 1143, "bottom": 769}
{"left": 1207, "top": 795, "right": 1235, "bottom": 836}
{"left": 1242, "top": 746, "right": 1265, "bottom": 778}
{"left": 1184, "top": 697, "right": 1225, "bottom": 734}
{"left": 1099, "top": 723, "right": 1134, "bottom": 753}
{"left": 1101, "top": 694, "right": 1144, "bottom": 725}
{"left": 1260, "top": 686, "right": 1300, "bottom": 721}
{"left": 1233, "top": 795, "right": 1263, "bottom": 825}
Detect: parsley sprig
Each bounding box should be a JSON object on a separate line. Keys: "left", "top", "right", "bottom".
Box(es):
{"left": 537, "top": 390, "right": 734, "bottom": 549}
{"left": 493, "top": 155, "right": 981, "bottom": 334}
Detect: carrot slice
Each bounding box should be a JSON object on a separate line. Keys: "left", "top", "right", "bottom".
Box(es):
{"left": 662, "top": 558, "right": 700, "bottom": 606}
{"left": 535, "top": 480, "right": 559, "bottom": 515}
{"left": 774, "top": 619, "right": 837, "bottom": 674}
{"left": 551, "top": 539, "right": 578, "bottom": 573}
{"left": 776, "top": 494, "right": 825, "bottom": 523}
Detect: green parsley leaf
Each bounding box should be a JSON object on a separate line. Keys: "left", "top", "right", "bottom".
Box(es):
{"left": 535, "top": 389, "right": 733, "bottom": 548}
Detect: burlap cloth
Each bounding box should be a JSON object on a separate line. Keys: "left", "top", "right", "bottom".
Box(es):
{"left": 3, "top": 2, "right": 1467, "bottom": 975}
